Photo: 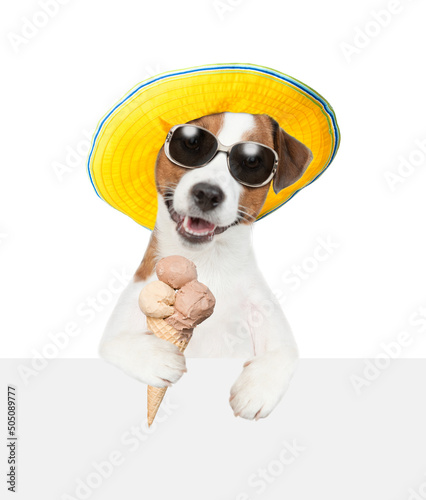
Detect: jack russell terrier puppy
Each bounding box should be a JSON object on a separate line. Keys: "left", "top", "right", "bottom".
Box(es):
{"left": 100, "top": 112, "right": 313, "bottom": 420}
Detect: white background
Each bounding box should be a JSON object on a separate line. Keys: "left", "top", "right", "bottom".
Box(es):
{"left": 1, "top": 0, "right": 426, "bottom": 361}
{"left": 2, "top": 2, "right": 426, "bottom": 500}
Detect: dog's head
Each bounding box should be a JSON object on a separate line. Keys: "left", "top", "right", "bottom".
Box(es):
{"left": 155, "top": 112, "right": 312, "bottom": 245}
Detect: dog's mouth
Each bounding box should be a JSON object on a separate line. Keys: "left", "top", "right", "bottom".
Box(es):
{"left": 165, "top": 196, "right": 234, "bottom": 244}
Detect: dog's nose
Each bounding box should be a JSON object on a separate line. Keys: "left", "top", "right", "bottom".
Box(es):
{"left": 191, "top": 183, "right": 224, "bottom": 212}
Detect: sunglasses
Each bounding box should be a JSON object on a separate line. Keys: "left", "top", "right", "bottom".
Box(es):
{"left": 164, "top": 124, "right": 279, "bottom": 188}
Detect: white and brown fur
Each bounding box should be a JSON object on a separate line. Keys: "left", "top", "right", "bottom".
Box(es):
{"left": 100, "top": 112, "right": 312, "bottom": 420}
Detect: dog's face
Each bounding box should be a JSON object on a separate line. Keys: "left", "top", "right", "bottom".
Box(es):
{"left": 155, "top": 112, "right": 312, "bottom": 246}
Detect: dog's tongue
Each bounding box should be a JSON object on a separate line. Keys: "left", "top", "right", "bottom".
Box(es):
{"left": 186, "top": 216, "right": 216, "bottom": 234}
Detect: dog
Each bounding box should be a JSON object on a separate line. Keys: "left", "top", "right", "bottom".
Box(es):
{"left": 99, "top": 111, "right": 313, "bottom": 420}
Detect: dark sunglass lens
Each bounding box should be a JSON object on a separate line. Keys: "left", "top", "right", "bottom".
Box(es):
{"left": 229, "top": 143, "right": 276, "bottom": 186}
{"left": 169, "top": 126, "right": 217, "bottom": 167}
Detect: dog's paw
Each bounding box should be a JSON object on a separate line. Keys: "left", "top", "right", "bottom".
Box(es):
{"left": 229, "top": 347, "right": 298, "bottom": 420}
{"left": 100, "top": 332, "right": 186, "bottom": 388}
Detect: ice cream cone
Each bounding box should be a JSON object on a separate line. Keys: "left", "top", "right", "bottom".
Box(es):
{"left": 139, "top": 256, "right": 216, "bottom": 426}
{"left": 146, "top": 316, "right": 193, "bottom": 426}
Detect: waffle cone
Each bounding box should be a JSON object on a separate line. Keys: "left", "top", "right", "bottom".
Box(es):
{"left": 146, "top": 316, "right": 193, "bottom": 426}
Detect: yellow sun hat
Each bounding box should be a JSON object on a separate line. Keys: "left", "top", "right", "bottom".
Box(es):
{"left": 87, "top": 63, "right": 340, "bottom": 230}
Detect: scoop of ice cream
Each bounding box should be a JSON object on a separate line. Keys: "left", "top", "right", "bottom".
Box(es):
{"left": 165, "top": 279, "right": 215, "bottom": 330}
{"left": 138, "top": 280, "right": 175, "bottom": 318}
{"left": 156, "top": 255, "right": 198, "bottom": 289}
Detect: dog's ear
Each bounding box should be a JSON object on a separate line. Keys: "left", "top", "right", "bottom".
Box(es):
{"left": 272, "top": 121, "right": 313, "bottom": 194}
